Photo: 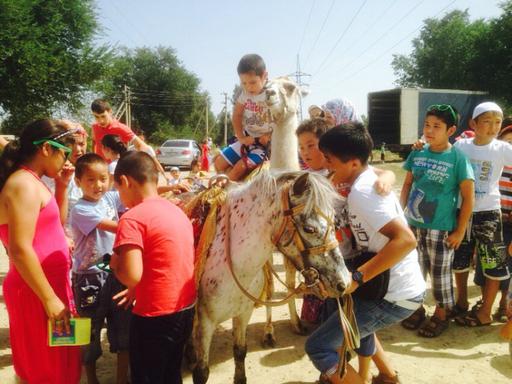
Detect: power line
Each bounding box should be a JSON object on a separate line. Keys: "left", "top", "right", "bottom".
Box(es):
{"left": 303, "top": 0, "right": 336, "bottom": 69}
{"left": 331, "top": 0, "right": 457, "bottom": 87}
{"left": 312, "top": 0, "right": 369, "bottom": 76}
{"left": 297, "top": 0, "right": 317, "bottom": 55}
{"left": 312, "top": 0, "right": 398, "bottom": 82}
{"left": 315, "top": 0, "right": 425, "bottom": 82}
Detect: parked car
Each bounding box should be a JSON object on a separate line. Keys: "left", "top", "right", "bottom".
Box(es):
{"left": 156, "top": 139, "right": 202, "bottom": 169}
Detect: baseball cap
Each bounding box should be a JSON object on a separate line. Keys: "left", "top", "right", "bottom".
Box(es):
{"left": 170, "top": 166, "right": 180, "bottom": 172}
{"left": 455, "top": 130, "right": 475, "bottom": 141}
{"left": 472, "top": 102, "right": 503, "bottom": 120}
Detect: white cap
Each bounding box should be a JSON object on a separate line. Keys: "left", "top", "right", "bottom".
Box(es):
{"left": 472, "top": 102, "right": 503, "bottom": 120}
{"left": 170, "top": 166, "right": 180, "bottom": 172}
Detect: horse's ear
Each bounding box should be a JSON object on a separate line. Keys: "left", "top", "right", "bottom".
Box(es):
{"left": 292, "top": 173, "right": 309, "bottom": 196}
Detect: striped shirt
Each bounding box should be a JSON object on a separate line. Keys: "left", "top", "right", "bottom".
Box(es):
{"left": 500, "top": 166, "right": 512, "bottom": 214}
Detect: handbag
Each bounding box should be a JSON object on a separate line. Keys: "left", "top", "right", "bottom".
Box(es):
{"left": 346, "top": 251, "right": 390, "bottom": 301}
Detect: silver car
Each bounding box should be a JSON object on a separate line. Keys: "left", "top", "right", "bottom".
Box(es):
{"left": 156, "top": 139, "right": 202, "bottom": 169}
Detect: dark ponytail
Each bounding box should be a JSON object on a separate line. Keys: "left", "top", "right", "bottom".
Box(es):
{"left": 0, "top": 119, "right": 68, "bottom": 190}
{"left": 101, "top": 134, "right": 127, "bottom": 155}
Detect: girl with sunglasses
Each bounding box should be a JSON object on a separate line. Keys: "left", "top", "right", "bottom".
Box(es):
{"left": 0, "top": 119, "right": 81, "bottom": 383}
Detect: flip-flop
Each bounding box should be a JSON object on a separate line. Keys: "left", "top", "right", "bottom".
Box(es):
{"left": 455, "top": 311, "right": 492, "bottom": 327}
{"left": 447, "top": 304, "right": 468, "bottom": 319}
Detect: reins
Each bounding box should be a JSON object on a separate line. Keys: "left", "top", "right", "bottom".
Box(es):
{"left": 221, "top": 176, "right": 360, "bottom": 381}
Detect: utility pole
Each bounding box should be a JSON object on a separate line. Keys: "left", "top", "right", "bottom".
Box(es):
{"left": 205, "top": 98, "right": 209, "bottom": 139}
{"left": 124, "top": 85, "right": 132, "bottom": 128}
{"left": 222, "top": 92, "right": 228, "bottom": 146}
{"left": 288, "top": 54, "right": 311, "bottom": 120}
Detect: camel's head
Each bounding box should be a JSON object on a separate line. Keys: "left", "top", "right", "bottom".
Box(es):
{"left": 265, "top": 77, "right": 300, "bottom": 122}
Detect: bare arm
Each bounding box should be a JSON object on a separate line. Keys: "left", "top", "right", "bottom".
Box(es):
{"left": 446, "top": 179, "right": 474, "bottom": 249}
{"left": 132, "top": 136, "right": 168, "bottom": 180}
{"left": 373, "top": 167, "right": 396, "bottom": 196}
{"left": 0, "top": 136, "right": 9, "bottom": 150}
{"left": 53, "top": 162, "right": 75, "bottom": 224}
{"left": 111, "top": 244, "right": 143, "bottom": 288}
{"left": 399, "top": 171, "right": 414, "bottom": 209}
{"left": 347, "top": 218, "right": 417, "bottom": 293}
{"left": 5, "top": 180, "right": 71, "bottom": 331}
{"left": 97, "top": 219, "right": 118, "bottom": 233}
{"left": 232, "top": 103, "right": 253, "bottom": 146}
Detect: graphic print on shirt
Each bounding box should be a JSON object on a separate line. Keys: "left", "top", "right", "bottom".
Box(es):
{"left": 405, "top": 156, "right": 456, "bottom": 224}
{"left": 472, "top": 159, "right": 493, "bottom": 200}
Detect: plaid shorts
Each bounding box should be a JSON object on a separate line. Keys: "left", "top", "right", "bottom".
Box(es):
{"left": 453, "top": 209, "right": 510, "bottom": 281}
{"left": 412, "top": 227, "right": 454, "bottom": 308}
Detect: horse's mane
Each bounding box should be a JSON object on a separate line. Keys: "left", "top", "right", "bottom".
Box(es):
{"left": 230, "top": 169, "right": 341, "bottom": 216}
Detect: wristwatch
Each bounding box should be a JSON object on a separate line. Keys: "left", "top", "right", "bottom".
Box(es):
{"left": 352, "top": 270, "right": 364, "bottom": 287}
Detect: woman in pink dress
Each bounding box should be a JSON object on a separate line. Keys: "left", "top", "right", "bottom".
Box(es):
{"left": 0, "top": 119, "right": 81, "bottom": 383}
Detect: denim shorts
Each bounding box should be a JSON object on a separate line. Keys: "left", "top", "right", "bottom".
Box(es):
{"left": 305, "top": 294, "right": 424, "bottom": 373}
{"left": 73, "top": 271, "right": 132, "bottom": 364}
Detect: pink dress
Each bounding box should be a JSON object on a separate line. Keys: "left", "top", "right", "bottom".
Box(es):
{"left": 0, "top": 168, "right": 81, "bottom": 383}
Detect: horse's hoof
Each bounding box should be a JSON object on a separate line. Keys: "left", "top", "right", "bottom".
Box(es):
{"left": 261, "top": 332, "right": 277, "bottom": 348}
{"left": 192, "top": 365, "right": 209, "bottom": 384}
{"left": 291, "top": 319, "right": 309, "bottom": 335}
{"left": 234, "top": 376, "right": 247, "bottom": 384}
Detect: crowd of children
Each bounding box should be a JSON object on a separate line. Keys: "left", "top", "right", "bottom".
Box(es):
{"left": 1, "top": 51, "right": 512, "bottom": 384}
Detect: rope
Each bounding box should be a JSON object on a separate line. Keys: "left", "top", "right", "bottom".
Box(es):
{"left": 224, "top": 197, "right": 310, "bottom": 307}
{"left": 335, "top": 295, "right": 360, "bottom": 380}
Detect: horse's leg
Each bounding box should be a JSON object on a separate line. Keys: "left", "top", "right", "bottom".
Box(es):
{"left": 284, "top": 257, "right": 307, "bottom": 335}
{"left": 232, "top": 308, "right": 253, "bottom": 384}
{"left": 191, "top": 311, "right": 217, "bottom": 384}
{"left": 262, "top": 257, "right": 277, "bottom": 348}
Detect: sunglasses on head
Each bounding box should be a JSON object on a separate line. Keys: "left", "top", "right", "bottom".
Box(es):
{"left": 32, "top": 139, "right": 72, "bottom": 160}
{"left": 427, "top": 104, "right": 457, "bottom": 124}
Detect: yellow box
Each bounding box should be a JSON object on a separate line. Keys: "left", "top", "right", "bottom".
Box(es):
{"left": 48, "top": 318, "right": 91, "bottom": 346}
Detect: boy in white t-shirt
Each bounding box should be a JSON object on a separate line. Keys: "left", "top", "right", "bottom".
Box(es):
{"left": 214, "top": 54, "right": 274, "bottom": 181}
{"left": 305, "top": 123, "right": 425, "bottom": 384}
{"left": 452, "top": 102, "right": 512, "bottom": 327}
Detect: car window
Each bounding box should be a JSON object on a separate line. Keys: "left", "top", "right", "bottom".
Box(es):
{"left": 162, "top": 140, "right": 189, "bottom": 148}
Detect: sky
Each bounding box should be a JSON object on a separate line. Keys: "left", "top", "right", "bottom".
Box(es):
{"left": 94, "top": 0, "right": 503, "bottom": 119}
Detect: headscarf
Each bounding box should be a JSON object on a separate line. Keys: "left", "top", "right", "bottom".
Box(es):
{"left": 322, "top": 98, "right": 362, "bottom": 125}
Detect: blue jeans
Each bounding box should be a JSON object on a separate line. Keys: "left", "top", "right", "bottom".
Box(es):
{"left": 305, "top": 295, "right": 423, "bottom": 373}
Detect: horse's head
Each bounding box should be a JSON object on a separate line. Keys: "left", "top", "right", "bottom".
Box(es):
{"left": 273, "top": 172, "right": 350, "bottom": 297}
{"left": 265, "top": 77, "right": 300, "bottom": 122}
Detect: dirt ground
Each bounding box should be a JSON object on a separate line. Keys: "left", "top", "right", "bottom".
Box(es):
{"left": 0, "top": 165, "right": 512, "bottom": 383}
{"left": 0, "top": 249, "right": 511, "bottom": 384}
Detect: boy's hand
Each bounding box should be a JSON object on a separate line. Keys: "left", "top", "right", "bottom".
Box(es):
{"left": 259, "top": 133, "right": 271, "bottom": 146}
{"left": 500, "top": 320, "right": 512, "bottom": 340}
{"left": 446, "top": 230, "right": 465, "bottom": 249}
{"left": 113, "top": 288, "right": 136, "bottom": 310}
{"left": 238, "top": 136, "right": 254, "bottom": 146}
{"left": 411, "top": 139, "right": 425, "bottom": 151}
{"left": 374, "top": 179, "right": 392, "bottom": 196}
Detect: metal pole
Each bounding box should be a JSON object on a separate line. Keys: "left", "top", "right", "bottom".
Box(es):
{"left": 205, "top": 99, "right": 209, "bottom": 139}
{"left": 222, "top": 92, "right": 228, "bottom": 146}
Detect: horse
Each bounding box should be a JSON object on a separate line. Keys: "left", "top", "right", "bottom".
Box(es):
{"left": 190, "top": 170, "right": 350, "bottom": 384}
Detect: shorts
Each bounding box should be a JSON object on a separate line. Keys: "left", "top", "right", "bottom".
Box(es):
{"left": 412, "top": 227, "right": 455, "bottom": 308}
{"left": 72, "top": 271, "right": 132, "bottom": 364}
{"left": 220, "top": 140, "right": 267, "bottom": 167}
{"left": 474, "top": 221, "right": 512, "bottom": 288}
{"left": 453, "top": 209, "right": 510, "bottom": 281}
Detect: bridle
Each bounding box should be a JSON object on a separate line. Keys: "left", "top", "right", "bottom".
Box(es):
{"left": 271, "top": 183, "right": 339, "bottom": 289}
{"left": 225, "top": 181, "right": 339, "bottom": 306}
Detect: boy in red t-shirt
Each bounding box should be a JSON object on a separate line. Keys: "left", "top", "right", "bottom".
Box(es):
{"left": 110, "top": 151, "right": 196, "bottom": 384}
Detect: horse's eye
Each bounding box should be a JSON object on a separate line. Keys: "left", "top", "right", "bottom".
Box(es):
{"left": 303, "top": 225, "right": 316, "bottom": 234}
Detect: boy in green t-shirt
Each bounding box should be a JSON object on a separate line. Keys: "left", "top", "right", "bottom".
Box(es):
{"left": 399, "top": 104, "right": 475, "bottom": 337}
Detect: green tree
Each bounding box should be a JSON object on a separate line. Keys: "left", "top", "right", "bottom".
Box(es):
{"left": 391, "top": 3, "right": 512, "bottom": 111}
{"left": 0, "top": 0, "right": 110, "bottom": 133}
{"left": 392, "top": 10, "right": 489, "bottom": 90}
{"left": 98, "top": 46, "right": 209, "bottom": 143}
